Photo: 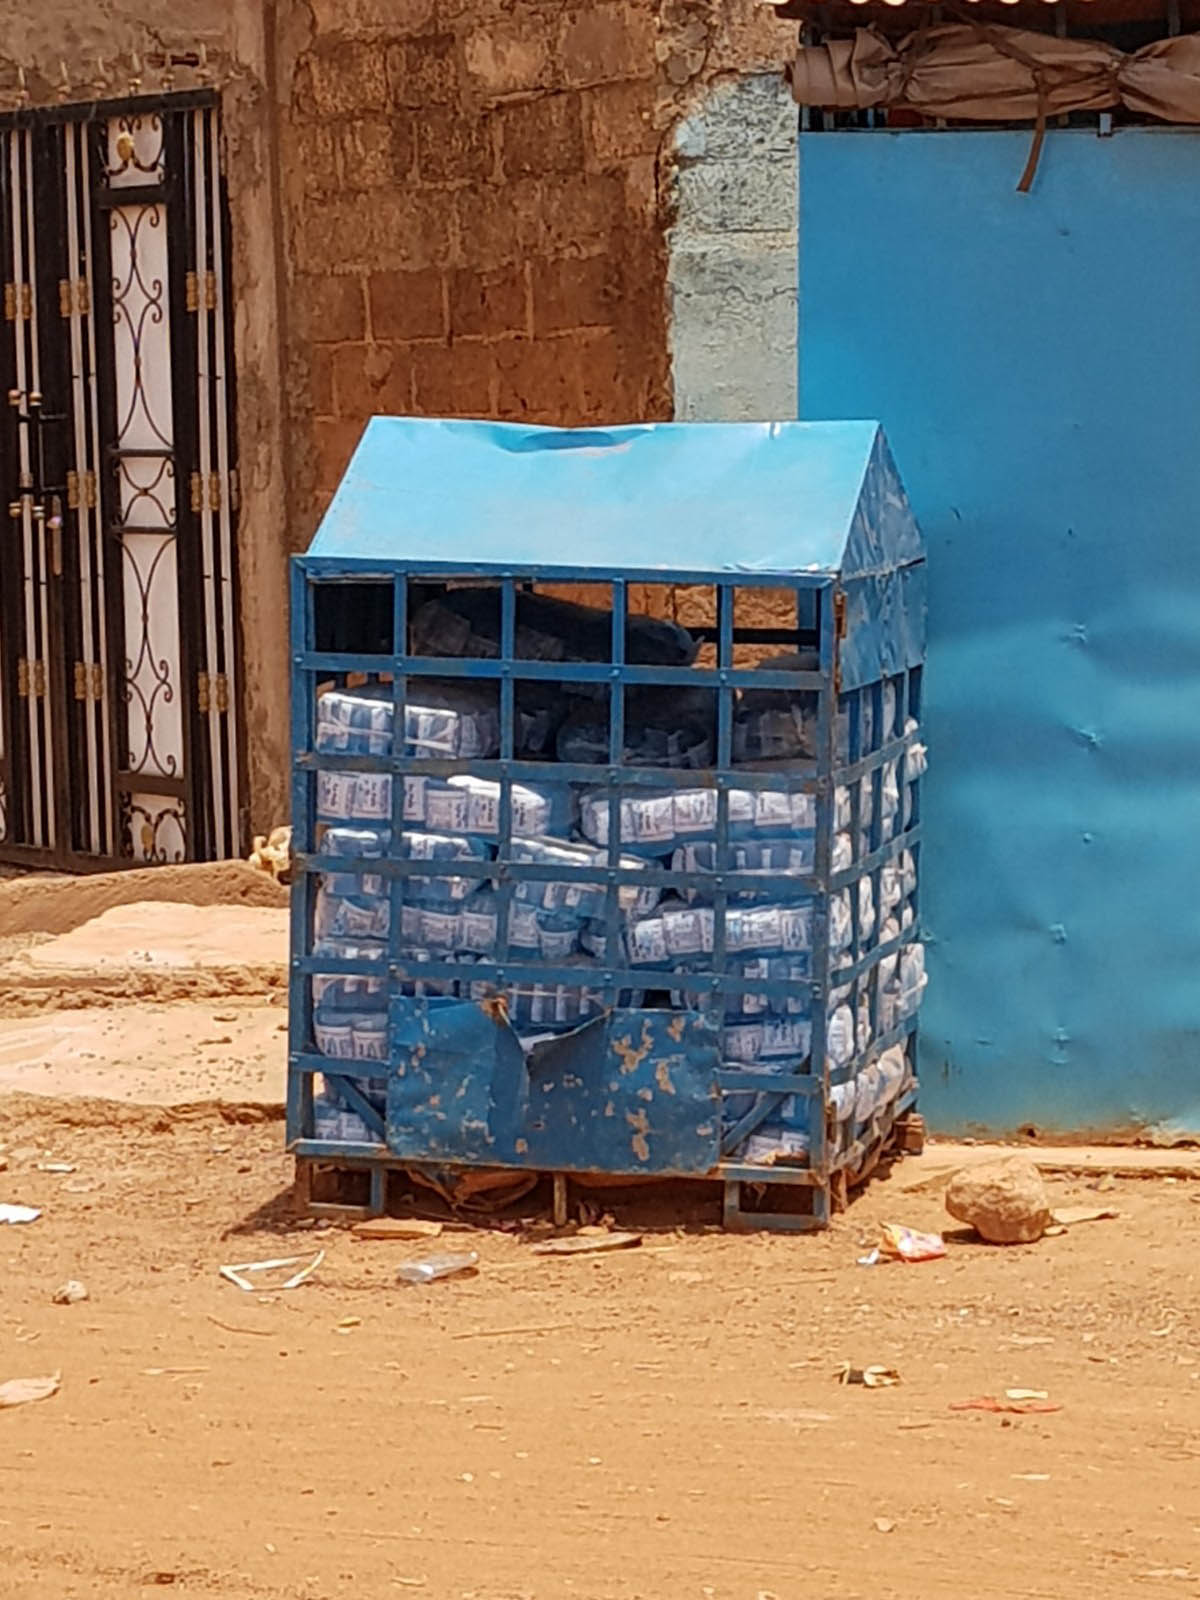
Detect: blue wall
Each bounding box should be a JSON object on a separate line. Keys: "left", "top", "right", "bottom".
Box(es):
{"left": 799, "top": 129, "right": 1200, "bottom": 1137}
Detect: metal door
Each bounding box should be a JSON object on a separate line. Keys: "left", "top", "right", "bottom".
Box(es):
{"left": 0, "top": 93, "right": 243, "bottom": 867}
{"left": 800, "top": 126, "right": 1200, "bottom": 1135}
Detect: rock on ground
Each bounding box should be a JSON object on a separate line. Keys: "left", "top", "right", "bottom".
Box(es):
{"left": 945, "top": 1154, "right": 1051, "bottom": 1244}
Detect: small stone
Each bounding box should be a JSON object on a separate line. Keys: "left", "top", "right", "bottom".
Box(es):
{"left": 52, "top": 1280, "right": 88, "bottom": 1306}
{"left": 946, "top": 1155, "right": 1051, "bottom": 1244}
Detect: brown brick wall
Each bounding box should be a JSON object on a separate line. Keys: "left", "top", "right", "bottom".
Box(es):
{"left": 280, "top": 0, "right": 673, "bottom": 529}
{"left": 0, "top": 0, "right": 789, "bottom": 836}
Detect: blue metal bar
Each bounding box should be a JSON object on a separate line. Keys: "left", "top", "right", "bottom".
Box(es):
{"left": 287, "top": 562, "right": 316, "bottom": 1145}
{"left": 712, "top": 584, "right": 735, "bottom": 1039}
{"left": 295, "top": 851, "right": 830, "bottom": 898}
{"left": 830, "top": 924, "right": 920, "bottom": 990}
{"left": 807, "top": 583, "right": 839, "bottom": 1191}
{"left": 717, "top": 1161, "right": 821, "bottom": 1189}
{"left": 831, "top": 823, "right": 923, "bottom": 890}
{"left": 293, "top": 958, "right": 817, "bottom": 1007}
{"left": 388, "top": 574, "right": 409, "bottom": 987}
{"left": 322, "top": 1073, "right": 387, "bottom": 1140}
{"left": 290, "top": 1136, "right": 389, "bottom": 1160}
{"left": 300, "top": 557, "right": 837, "bottom": 589}
{"left": 604, "top": 579, "right": 627, "bottom": 1008}
{"left": 296, "top": 655, "right": 830, "bottom": 692}
{"left": 717, "top": 1069, "right": 819, "bottom": 1095}
{"left": 297, "top": 749, "right": 821, "bottom": 790}
{"left": 496, "top": 580, "right": 517, "bottom": 975}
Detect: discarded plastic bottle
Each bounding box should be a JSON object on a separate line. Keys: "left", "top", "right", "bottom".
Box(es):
{"left": 395, "top": 1250, "right": 480, "bottom": 1285}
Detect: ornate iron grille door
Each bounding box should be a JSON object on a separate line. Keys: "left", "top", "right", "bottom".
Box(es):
{"left": 0, "top": 93, "right": 243, "bottom": 868}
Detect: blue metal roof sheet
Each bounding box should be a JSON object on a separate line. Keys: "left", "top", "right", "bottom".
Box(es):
{"left": 306, "top": 417, "right": 918, "bottom": 579}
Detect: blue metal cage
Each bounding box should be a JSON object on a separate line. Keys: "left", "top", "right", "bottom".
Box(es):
{"left": 288, "top": 417, "right": 926, "bottom": 1230}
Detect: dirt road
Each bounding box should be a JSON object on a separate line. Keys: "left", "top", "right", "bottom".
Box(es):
{"left": 3, "top": 1090, "right": 1199, "bottom": 1600}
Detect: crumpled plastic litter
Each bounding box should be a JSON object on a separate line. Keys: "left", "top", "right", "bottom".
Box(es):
{"left": 879, "top": 1222, "right": 946, "bottom": 1262}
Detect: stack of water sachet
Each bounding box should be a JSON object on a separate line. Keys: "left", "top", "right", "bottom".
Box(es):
{"left": 308, "top": 599, "right": 925, "bottom": 1162}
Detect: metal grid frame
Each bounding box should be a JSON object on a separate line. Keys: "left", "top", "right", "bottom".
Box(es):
{"left": 287, "top": 559, "right": 924, "bottom": 1232}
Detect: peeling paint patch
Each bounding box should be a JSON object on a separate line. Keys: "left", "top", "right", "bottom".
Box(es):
{"left": 626, "top": 1107, "right": 651, "bottom": 1162}
{"left": 612, "top": 1019, "right": 654, "bottom": 1076}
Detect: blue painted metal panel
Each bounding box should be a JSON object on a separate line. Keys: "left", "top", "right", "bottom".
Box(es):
{"left": 385, "top": 997, "right": 529, "bottom": 1163}
{"left": 799, "top": 128, "right": 1200, "bottom": 1136}
{"left": 307, "top": 417, "right": 881, "bottom": 577}
{"left": 523, "top": 1010, "right": 722, "bottom": 1175}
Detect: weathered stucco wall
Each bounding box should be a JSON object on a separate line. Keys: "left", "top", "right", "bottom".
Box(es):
{"left": 669, "top": 72, "right": 798, "bottom": 422}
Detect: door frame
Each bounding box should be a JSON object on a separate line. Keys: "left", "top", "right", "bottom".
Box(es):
{"left": 0, "top": 89, "right": 246, "bottom": 871}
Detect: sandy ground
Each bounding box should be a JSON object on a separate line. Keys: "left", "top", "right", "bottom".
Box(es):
{"left": 0, "top": 998, "right": 286, "bottom": 1106}
{"left": 1, "top": 1096, "right": 1199, "bottom": 1600}
{"left": 1, "top": 881, "right": 1199, "bottom": 1598}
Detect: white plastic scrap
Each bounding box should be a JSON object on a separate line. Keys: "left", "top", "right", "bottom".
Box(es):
{"left": 0, "top": 1204, "right": 40, "bottom": 1225}
{"left": 219, "top": 1249, "right": 325, "bottom": 1293}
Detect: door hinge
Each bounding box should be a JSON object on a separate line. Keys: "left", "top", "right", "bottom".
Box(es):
{"left": 229, "top": 468, "right": 241, "bottom": 514}
{"left": 197, "top": 670, "right": 210, "bottom": 714}
{"left": 58, "top": 278, "right": 90, "bottom": 318}
{"left": 74, "top": 662, "right": 104, "bottom": 702}
{"left": 190, "top": 471, "right": 203, "bottom": 514}
{"left": 3, "top": 283, "right": 14, "bottom": 322}
{"left": 20, "top": 283, "right": 32, "bottom": 320}
{"left": 186, "top": 270, "right": 218, "bottom": 314}
{"left": 4, "top": 283, "right": 30, "bottom": 321}
{"left": 214, "top": 672, "right": 230, "bottom": 713}
{"left": 208, "top": 472, "right": 221, "bottom": 512}
{"left": 21, "top": 659, "right": 47, "bottom": 698}
{"left": 67, "top": 471, "right": 96, "bottom": 509}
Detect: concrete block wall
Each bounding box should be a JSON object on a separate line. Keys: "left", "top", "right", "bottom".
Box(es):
{"left": 280, "top": 0, "right": 675, "bottom": 525}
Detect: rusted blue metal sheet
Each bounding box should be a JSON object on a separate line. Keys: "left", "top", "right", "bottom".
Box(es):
{"left": 382, "top": 1000, "right": 723, "bottom": 1175}
{"left": 523, "top": 1010, "right": 723, "bottom": 1176}
{"left": 385, "top": 997, "right": 528, "bottom": 1164}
